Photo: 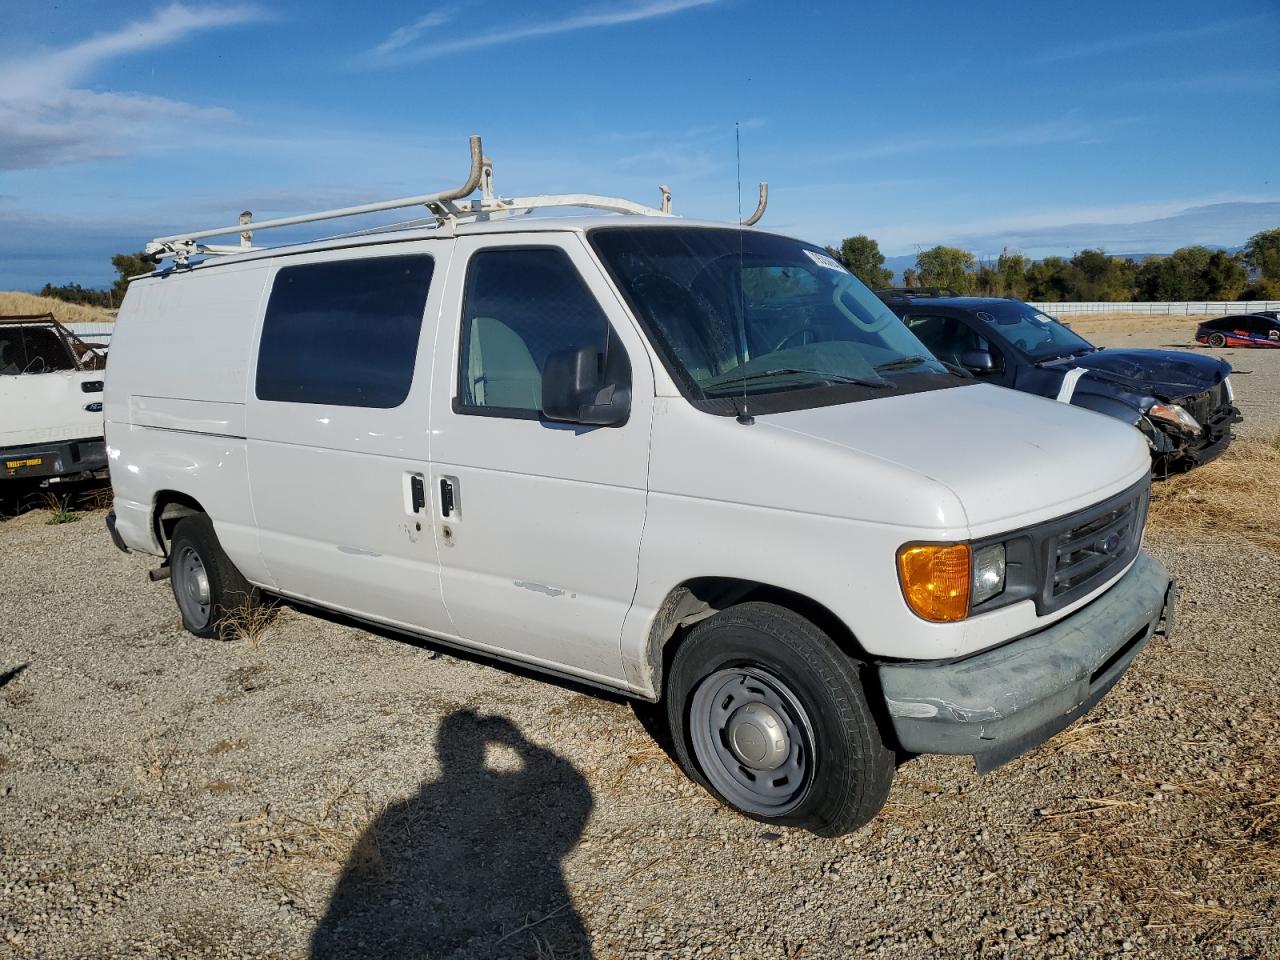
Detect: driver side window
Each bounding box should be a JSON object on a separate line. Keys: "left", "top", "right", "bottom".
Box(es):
{"left": 456, "top": 247, "right": 627, "bottom": 419}
{"left": 905, "top": 314, "right": 1004, "bottom": 374}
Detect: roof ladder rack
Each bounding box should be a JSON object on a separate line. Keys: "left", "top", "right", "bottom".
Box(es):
{"left": 143, "top": 134, "right": 767, "bottom": 265}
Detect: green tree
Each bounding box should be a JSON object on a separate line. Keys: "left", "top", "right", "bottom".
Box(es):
{"left": 996, "top": 250, "right": 1029, "bottom": 299}
{"left": 111, "top": 252, "right": 153, "bottom": 306}
{"left": 915, "top": 245, "right": 976, "bottom": 293}
{"left": 1134, "top": 246, "right": 1245, "bottom": 300}
{"left": 39, "top": 282, "right": 113, "bottom": 308}
{"left": 1243, "top": 228, "right": 1280, "bottom": 281}
{"left": 1202, "top": 250, "right": 1246, "bottom": 299}
{"left": 901, "top": 268, "right": 918, "bottom": 288}
{"left": 973, "top": 261, "right": 999, "bottom": 296}
{"left": 1067, "top": 249, "right": 1137, "bottom": 301}
{"left": 833, "top": 235, "right": 893, "bottom": 288}
{"left": 1026, "top": 256, "right": 1073, "bottom": 301}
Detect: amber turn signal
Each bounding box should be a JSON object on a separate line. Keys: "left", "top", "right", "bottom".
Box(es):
{"left": 897, "top": 543, "right": 971, "bottom": 622}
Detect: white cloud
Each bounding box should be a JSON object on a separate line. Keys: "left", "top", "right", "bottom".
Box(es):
{"left": 367, "top": 0, "right": 719, "bottom": 64}
{"left": 0, "top": 4, "right": 264, "bottom": 170}
{"left": 369, "top": 8, "right": 459, "bottom": 57}
{"left": 1028, "top": 17, "right": 1266, "bottom": 64}
{"left": 826, "top": 116, "right": 1101, "bottom": 163}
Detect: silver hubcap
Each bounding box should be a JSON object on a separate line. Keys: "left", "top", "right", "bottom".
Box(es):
{"left": 174, "top": 544, "right": 212, "bottom": 627}
{"left": 727, "top": 702, "right": 789, "bottom": 769}
{"left": 689, "top": 667, "right": 815, "bottom": 816}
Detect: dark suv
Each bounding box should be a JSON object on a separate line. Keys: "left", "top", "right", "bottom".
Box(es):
{"left": 876, "top": 290, "right": 1241, "bottom": 471}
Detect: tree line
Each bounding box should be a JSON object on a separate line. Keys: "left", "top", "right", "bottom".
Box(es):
{"left": 826, "top": 228, "right": 1280, "bottom": 302}
{"left": 32, "top": 229, "right": 1280, "bottom": 309}
{"left": 38, "top": 253, "right": 155, "bottom": 310}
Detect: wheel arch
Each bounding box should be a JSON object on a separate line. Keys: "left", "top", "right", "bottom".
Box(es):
{"left": 152, "top": 490, "right": 208, "bottom": 556}
{"left": 643, "top": 577, "right": 872, "bottom": 702}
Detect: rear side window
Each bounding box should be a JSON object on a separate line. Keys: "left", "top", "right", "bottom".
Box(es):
{"left": 256, "top": 255, "right": 434, "bottom": 407}
{"left": 456, "top": 247, "right": 621, "bottom": 417}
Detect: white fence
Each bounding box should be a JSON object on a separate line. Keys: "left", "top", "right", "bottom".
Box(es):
{"left": 64, "top": 321, "right": 115, "bottom": 348}
{"left": 1027, "top": 301, "right": 1280, "bottom": 316}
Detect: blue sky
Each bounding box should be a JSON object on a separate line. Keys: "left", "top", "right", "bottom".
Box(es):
{"left": 1, "top": 0, "right": 1277, "bottom": 289}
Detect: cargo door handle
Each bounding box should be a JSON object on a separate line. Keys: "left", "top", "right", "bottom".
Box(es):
{"left": 410, "top": 475, "right": 426, "bottom": 513}
{"left": 439, "top": 477, "right": 457, "bottom": 517}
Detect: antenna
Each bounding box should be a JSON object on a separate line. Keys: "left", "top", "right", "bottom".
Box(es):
{"left": 734, "top": 122, "right": 754, "bottom": 426}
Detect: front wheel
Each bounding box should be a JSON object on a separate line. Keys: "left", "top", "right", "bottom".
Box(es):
{"left": 666, "top": 602, "right": 894, "bottom": 836}
{"left": 1207, "top": 332, "right": 1227, "bottom": 348}
{"left": 169, "top": 514, "right": 260, "bottom": 638}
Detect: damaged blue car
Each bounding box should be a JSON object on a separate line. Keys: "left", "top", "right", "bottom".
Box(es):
{"left": 876, "top": 290, "right": 1242, "bottom": 472}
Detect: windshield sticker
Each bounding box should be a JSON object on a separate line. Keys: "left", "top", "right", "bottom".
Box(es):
{"left": 803, "top": 250, "right": 849, "bottom": 273}
{"left": 1033, "top": 312, "right": 1056, "bottom": 324}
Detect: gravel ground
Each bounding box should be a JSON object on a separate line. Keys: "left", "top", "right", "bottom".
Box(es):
{"left": 1, "top": 321, "right": 1277, "bottom": 960}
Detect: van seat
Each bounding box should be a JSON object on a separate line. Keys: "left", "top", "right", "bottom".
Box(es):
{"left": 467, "top": 316, "right": 542, "bottom": 410}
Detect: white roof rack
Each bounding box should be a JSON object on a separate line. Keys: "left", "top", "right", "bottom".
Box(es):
{"left": 144, "top": 134, "right": 769, "bottom": 265}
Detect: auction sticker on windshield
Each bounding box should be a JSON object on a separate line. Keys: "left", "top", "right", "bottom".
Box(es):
{"left": 803, "top": 250, "right": 848, "bottom": 272}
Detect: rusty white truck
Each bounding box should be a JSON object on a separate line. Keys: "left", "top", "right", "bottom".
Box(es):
{"left": 1, "top": 313, "right": 108, "bottom": 483}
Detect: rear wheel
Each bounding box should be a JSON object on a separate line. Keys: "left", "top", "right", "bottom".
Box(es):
{"left": 169, "top": 515, "right": 259, "bottom": 638}
{"left": 1207, "top": 332, "right": 1227, "bottom": 348}
{"left": 666, "top": 602, "right": 894, "bottom": 836}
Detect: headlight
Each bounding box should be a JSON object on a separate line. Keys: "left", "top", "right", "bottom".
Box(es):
{"left": 897, "top": 543, "right": 970, "bottom": 622}
{"left": 897, "top": 542, "right": 1009, "bottom": 622}
{"left": 1147, "top": 401, "right": 1201, "bottom": 434}
{"left": 971, "top": 543, "right": 1007, "bottom": 606}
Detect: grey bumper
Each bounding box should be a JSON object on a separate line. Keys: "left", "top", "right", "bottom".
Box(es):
{"left": 878, "top": 551, "right": 1173, "bottom": 772}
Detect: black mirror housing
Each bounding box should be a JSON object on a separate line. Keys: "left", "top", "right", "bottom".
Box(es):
{"left": 960, "top": 349, "right": 995, "bottom": 373}
{"left": 542, "top": 345, "right": 631, "bottom": 426}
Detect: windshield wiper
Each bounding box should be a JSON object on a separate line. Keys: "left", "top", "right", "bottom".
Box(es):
{"left": 703, "top": 367, "right": 891, "bottom": 392}
{"left": 874, "top": 355, "right": 932, "bottom": 372}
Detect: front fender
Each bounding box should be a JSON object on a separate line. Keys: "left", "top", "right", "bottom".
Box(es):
{"left": 1070, "top": 392, "right": 1143, "bottom": 426}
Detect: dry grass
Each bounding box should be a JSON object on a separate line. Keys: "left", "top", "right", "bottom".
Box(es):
{"left": 218, "top": 597, "right": 279, "bottom": 650}
{"left": 1019, "top": 743, "right": 1280, "bottom": 933}
{"left": 1148, "top": 435, "right": 1280, "bottom": 552}
{"left": 0, "top": 291, "right": 115, "bottom": 324}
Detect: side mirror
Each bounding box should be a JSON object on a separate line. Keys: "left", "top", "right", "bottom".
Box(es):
{"left": 960, "top": 349, "right": 995, "bottom": 374}
{"left": 542, "top": 345, "right": 630, "bottom": 427}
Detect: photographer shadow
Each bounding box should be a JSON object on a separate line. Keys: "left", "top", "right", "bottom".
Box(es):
{"left": 311, "top": 710, "right": 594, "bottom": 959}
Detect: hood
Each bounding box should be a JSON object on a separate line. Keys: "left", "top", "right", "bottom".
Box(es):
{"left": 1064, "top": 348, "right": 1230, "bottom": 399}
{"left": 757, "top": 383, "right": 1150, "bottom": 536}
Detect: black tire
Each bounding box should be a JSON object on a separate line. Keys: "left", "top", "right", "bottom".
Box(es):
{"left": 665, "top": 602, "right": 894, "bottom": 836}
{"left": 1207, "top": 332, "right": 1226, "bottom": 348}
{"left": 169, "top": 514, "right": 259, "bottom": 639}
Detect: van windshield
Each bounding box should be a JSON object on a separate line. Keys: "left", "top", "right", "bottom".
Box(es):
{"left": 589, "top": 227, "right": 952, "bottom": 410}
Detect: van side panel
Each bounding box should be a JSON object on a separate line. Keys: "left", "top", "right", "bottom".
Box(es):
{"left": 244, "top": 243, "right": 453, "bottom": 635}
{"left": 104, "top": 265, "right": 273, "bottom": 585}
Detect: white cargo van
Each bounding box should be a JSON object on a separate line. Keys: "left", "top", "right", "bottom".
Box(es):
{"left": 105, "top": 140, "right": 1175, "bottom": 835}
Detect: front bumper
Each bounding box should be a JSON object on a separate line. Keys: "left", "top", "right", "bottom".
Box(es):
{"left": 878, "top": 551, "right": 1173, "bottom": 772}
{"left": 2, "top": 438, "right": 107, "bottom": 481}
